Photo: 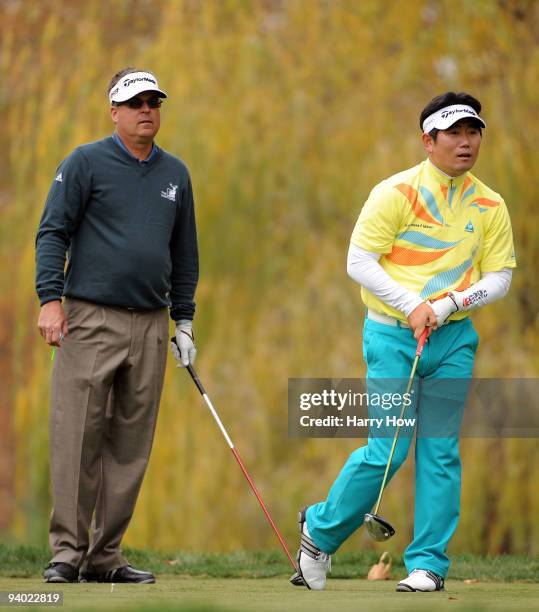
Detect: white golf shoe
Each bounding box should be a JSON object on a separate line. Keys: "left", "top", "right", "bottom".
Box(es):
{"left": 289, "top": 508, "right": 331, "bottom": 590}
{"left": 396, "top": 569, "right": 445, "bottom": 592}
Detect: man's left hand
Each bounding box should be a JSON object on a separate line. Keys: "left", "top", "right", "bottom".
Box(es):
{"left": 172, "top": 321, "right": 196, "bottom": 367}
{"left": 430, "top": 295, "right": 458, "bottom": 327}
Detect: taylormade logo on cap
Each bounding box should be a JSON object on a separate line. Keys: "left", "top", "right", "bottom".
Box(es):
{"left": 422, "top": 104, "right": 486, "bottom": 134}
{"left": 109, "top": 71, "right": 167, "bottom": 104}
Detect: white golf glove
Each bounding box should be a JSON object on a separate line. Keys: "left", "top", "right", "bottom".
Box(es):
{"left": 172, "top": 320, "right": 196, "bottom": 367}
{"left": 429, "top": 294, "right": 458, "bottom": 327}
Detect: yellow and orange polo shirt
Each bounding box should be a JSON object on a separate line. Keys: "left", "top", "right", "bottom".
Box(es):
{"left": 351, "top": 160, "right": 516, "bottom": 321}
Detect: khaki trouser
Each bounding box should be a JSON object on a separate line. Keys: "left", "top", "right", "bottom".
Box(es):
{"left": 48, "top": 298, "right": 169, "bottom": 572}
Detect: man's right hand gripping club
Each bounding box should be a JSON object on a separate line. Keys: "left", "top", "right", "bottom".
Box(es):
{"left": 407, "top": 302, "right": 438, "bottom": 339}
{"left": 171, "top": 320, "right": 197, "bottom": 367}
{"left": 407, "top": 293, "right": 459, "bottom": 339}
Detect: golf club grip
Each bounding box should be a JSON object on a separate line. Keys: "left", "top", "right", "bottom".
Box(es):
{"left": 415, "top": 327, "right": 431, "bottom": 357}
{"left": 170, "top": 337, "right": 206, "bottom": 394}
{"left": 187, "top": 365, "right": 206, "bottom": 395}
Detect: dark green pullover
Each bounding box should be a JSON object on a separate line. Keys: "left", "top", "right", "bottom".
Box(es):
{"left": 35, "top": 137, "right": 198, "bottom": 321}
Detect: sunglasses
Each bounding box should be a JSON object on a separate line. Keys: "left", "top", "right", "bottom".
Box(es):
{"left": 115, "top": 97, "right": 163, "bottom": 109}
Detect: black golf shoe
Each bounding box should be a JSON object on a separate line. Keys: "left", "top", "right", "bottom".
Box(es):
{"left": 79, "top": 564, "right": 155, "bottom": 584}
{"left": 43, "top": 562, "right": 79, "bottom": 583}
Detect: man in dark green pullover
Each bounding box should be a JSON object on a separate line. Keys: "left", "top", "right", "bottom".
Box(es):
{"left": 36, "top": 68, "right": 198, "bottom": 584}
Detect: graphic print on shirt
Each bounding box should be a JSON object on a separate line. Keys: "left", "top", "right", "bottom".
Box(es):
{"left": 161, "top": 183, "right": 178, "bottom": 202}
{"left": 388, "top": 174, "right": 495, "bottom": 298}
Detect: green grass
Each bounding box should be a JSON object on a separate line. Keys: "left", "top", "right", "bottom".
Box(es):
{"left": 1, "top": 544, "right": 538, "bottom": 582}
{"left": 0, "top": 577, "right": 538, "bottom": 612}
{"left": 1, "top": 546, "right": 538, "bottom": 611}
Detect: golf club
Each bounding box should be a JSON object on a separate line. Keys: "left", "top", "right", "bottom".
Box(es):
{"left": 171, "top": 338, "right": 298, "bottom": 572}
{"left": 364, "top": 326, "right": 430, "bottom": 541}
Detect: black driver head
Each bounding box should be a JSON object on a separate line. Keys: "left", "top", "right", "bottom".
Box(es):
{"left": 364, "top": 513, "right": 396, "bottom": 541}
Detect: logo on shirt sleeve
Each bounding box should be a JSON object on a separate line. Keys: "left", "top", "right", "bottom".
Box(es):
{"left": 161, "top": 183, "right": 178, "bottom": 202}
{"left": 55, "top": 172, "right": 63, "bottom": 183}
{"left": 464, "top": 220, "right": 474, "bottom": 233}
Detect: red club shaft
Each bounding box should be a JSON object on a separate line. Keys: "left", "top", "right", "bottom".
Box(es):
{"left": 230, "top": 447, "right": 298, "bottom": 571}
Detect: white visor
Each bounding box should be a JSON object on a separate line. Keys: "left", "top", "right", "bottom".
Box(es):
{"left": 422, "top": 104, "right": 486, "bottom": 133}
{"left": 109, "top": 71, "right": 167, "bottom": 103}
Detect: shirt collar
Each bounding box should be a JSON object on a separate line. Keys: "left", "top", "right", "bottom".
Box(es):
{"left": 425, "top": 159, "right": 468, "bottom": 188}
{"left": 112, "top": 132, "right": 159, "bottom": 164}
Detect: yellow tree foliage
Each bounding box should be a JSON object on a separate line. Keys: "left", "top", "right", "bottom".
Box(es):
{"left": 1, "top": 0, "right": 538, "bottom": 554}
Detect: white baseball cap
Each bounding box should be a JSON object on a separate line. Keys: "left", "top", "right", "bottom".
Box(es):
{"left": 422, "top": 104, "right": 486, "bottom": 134}
{"left": 109, "top": 71, "right": 167, "bottom": 104}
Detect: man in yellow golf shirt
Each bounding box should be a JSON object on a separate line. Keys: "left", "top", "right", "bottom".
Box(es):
{"left": 291, "top": 91, "right": 516, "bottom": 592}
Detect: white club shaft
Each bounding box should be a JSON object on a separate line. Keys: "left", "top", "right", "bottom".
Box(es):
{"left": 202, "top": 393, "right": 234, "bottom": 449}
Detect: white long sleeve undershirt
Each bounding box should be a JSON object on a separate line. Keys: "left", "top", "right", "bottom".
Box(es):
{"left": 451, "top": 268, "right": 512, "bottom": 310}
{"left": 347, "top": 243, "right": 512, "bottom": 316}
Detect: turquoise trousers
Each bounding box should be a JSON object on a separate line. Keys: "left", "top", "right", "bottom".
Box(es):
{"left": 306, "top": 317, "right": 478, "bottom": 577}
